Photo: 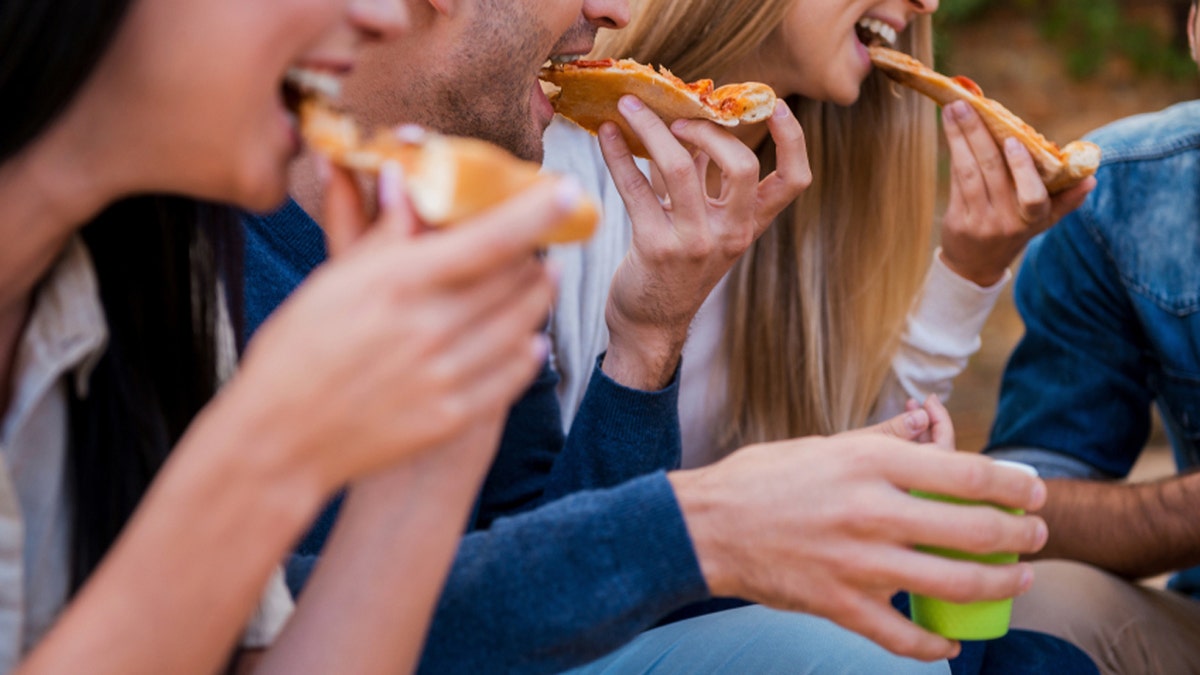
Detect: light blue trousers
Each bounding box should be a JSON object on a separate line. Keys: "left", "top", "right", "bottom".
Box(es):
{"left": 564, "top": 605, "right": 951, "bottom": 674}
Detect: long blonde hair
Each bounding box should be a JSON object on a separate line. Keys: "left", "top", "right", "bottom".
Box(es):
{"left": 597, "top": 0, "right": 937, "bottom": 449}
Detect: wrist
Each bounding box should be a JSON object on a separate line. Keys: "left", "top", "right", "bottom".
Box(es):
{"left": 187, "top": 381, "right": 332, "bottom": 527}
{"left": 602, "top": 316, "right": 686, "bottom": 391}
{"left": 669, "top": 467, "right": 738, "bottom": 597}
{"left": 937, "top": 248, "right": 1006, "bottom": 288}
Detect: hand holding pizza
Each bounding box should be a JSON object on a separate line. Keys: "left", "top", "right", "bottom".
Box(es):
{"left": 596, "top": 96, "right": 811, "bottom": 389}
{"left": 939, "top": 100, "right": 1095, "bottom": 287}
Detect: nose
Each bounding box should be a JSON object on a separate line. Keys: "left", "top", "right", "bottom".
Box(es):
{"left": 583, "top": 0, "right": 630, "bottom": 30}
{"left": 347, "top": 0, "right": 410, "bottom": 41}
{"left": 909, "top": 0, "right": 938, "bottom": 13}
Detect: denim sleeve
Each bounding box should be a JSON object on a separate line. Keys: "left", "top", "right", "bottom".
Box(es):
{"left": 985, "top": 210, "right": 1154, "bottom": 478}
{"left": 418, "top": 472, "right": 709, "bottom": 675}
{"left": 476, "top": 354, "right": 681, "bottom": 528}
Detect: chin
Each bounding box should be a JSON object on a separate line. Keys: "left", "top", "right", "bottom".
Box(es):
{"left": 829, "top": 81, "right": 865, "bottom": 107}
{"left": 227, "top": 164, "right": 290, "bottom": 213}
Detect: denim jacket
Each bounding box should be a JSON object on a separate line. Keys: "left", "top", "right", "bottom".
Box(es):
{"left": 986, "top": 100, "right": 1200, "bottom": 597}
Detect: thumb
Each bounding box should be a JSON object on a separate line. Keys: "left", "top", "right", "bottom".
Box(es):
{"left": 321, "top": 157, "right": 372, "bottom": 257}
{"left": 376, "top": 160, "right": 420, "bottom": 237}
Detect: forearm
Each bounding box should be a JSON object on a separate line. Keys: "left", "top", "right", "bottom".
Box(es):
{"left": 19, "top": 397, "right": 325, "bottom": 675}
{"left": 602, "top": 323, "right": 685, "bottom": 392}
{"left": 418, "top": 473, "right": 708, "bottom": 675}
{"left": 542, "top": 356, "right": 681, "bottom": 499}
{"left": 261, "top": 432, "right": 494, "bottom": 675}
{"left": 1035, "top": 475, "right": 1200, "bottom": 579}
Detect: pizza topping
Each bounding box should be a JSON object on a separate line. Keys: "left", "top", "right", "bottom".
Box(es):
{"left": 951, "top": 76, "right": 983, "bottom": 98}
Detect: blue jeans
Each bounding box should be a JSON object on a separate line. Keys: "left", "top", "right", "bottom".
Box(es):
{"left": 564, "top": 604, "right": 948, "bottom": 674}
{"left": 566, "top": 600, "right": 1098, "bottom": 674}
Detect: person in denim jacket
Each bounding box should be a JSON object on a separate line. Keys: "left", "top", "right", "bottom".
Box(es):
{"left": 985, "top": 2, "right": 1200, "bottom": 671}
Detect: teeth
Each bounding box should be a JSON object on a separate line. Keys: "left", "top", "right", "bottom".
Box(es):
{"left": 284, "top": 67, "right": 342, "bottom": 100}
{"left": 549, "top": 54, "right": 583, "bottom": 66}
{"left": 856, "top": 18, "right": 897, "bottom": 48}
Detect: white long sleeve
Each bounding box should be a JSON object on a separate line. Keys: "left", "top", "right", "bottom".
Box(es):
{"left": 871, "top": 250, "right": 1010, "bottom": 423}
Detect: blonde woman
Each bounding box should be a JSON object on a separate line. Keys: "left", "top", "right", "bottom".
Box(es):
{"left": 547, "top": 0, "right": 1095, "bottom": 468}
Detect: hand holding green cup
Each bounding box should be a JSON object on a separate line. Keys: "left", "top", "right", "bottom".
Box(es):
{"left": 909, "top": 459, "right": 1039, "bottom": 640}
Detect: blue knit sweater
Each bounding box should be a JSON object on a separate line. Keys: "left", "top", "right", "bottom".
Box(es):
{"left": 241, "top": 199, "right": 709, "bottom": 674}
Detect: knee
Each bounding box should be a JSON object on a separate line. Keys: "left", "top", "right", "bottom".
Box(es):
{"left": 1012, "top": 560, "right": 1131, "bottom": 631}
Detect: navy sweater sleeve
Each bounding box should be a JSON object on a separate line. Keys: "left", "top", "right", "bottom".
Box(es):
{"left": 419, "top": 473, "right": 709, "bottom": 675}
{"left": 477, "top": 355, "right": 681, "bottom": 527}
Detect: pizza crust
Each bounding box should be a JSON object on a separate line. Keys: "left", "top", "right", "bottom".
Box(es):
{"left": 539, "top": 59, "right": 777, "bottom": 159}
{"left": 868, "top": 46, "right": 1100, "bottom": 194}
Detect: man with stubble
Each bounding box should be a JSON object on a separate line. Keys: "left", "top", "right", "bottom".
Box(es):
{"left": 244, "top": 0, "right": 1049, "bottom": 672}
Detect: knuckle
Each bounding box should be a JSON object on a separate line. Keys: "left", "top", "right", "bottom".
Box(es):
{"left": 664, "top": 161, "right": 694, "bottom": 185}
{"left": 618, "top": 173, "right": 657, "bottom": 203}
{"left": 717, "top": 223, "right": 755, "bottom": 255}
{"left": 791, "top": 168, "right": 814, "bottom": 192}
{"left": 684, "top": 237, "right": 715, "bottom": 262}
{"left": 435, "top": 395, "right": 470, "bottom": 432}
{"left": 728, "top": 156, "right": 760, "bottom": 182}
{"left": 956, "top": 459, "right": 990, "bottom": 496}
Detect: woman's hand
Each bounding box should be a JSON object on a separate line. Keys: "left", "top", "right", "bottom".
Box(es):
{"left": 844, "top": 395, "right": 955, "bottom": 450}
{"left": 597, "top": 98, "right": 811, "bottom": 389}
{"left": 939, "top": 100, "right": 1095, "bottom": 287}
{"left": 227, "top": 162, "right": 579, "bottom": 493}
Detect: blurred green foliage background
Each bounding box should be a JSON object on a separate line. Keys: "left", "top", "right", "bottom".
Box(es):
{"left": 935, "top": 0, "right": 1195, "bottom": 79}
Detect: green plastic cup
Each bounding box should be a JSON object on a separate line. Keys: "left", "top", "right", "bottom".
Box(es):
{"left": 908, "top": 460, "right": 1038, "bottom": 640}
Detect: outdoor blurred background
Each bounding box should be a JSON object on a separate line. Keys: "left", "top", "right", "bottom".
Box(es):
{"left": 930, "top": 0, "right": 1199, "bottom": 478}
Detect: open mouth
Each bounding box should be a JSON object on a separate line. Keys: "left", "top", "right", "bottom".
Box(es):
{"left": 281, "top": 68, "right": 343, "bottom": 120}
{"left": 856, "top": 18, "right": 898, "bottom": 49}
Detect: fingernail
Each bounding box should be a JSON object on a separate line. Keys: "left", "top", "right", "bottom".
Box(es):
{"left": 1035, "top": 520, "right": 1049, "bottom": 549}
{"left": 1004, "top": 137, "right": 1022, "bottom": 155}
{"left": 545, "top": 259, "right": 563, "bottom": 285}
{"left": 600, "top": 122, "right": 621, "bottom": 140}
{"left": 671, "top": 119, "right": 689, "bottom": 133}
{"left": 394, "top": 124, "right": 426, "bottom": 144}
{"left": 1031, "top": 478, "right": 1046, "bottom": 506}
{"left": 774, "top": 100, "right": 789, "bottom": 118}
{"left": 532, "top": 334, "right": 551, "bottom": 362}
{"left": 379, "top": 160, "right": 405, "bottom": 210}
{"left": 906, "top": 409, "right": 930, "bottom": 432}
{"left": 315, "top": 154, "right": 332, "bottom": 185}
{"left": 555, "top": 176, "right": 584, "bottom": 211}
{"left": 619, "top": 95, "right": 644, "bottom": 113}
{"left": 946, "top": 101, "right": 968, "bottom": 121}
{"left": 1020, "top": 565, "right": 1035, "bottom": 593}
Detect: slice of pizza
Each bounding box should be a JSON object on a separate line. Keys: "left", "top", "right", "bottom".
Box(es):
{"left": 292, "top": 79, "right": 597, "bottom": 245}
{"left": 539, "top": 58, "right": 777, "bottom": 159}
{"left": 868, "top": 46, "right": 1100, "bottom": 194}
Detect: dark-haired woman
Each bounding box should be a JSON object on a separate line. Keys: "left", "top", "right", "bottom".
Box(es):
{"left": 0, "top": 0, "right": 576, "bottom": 672}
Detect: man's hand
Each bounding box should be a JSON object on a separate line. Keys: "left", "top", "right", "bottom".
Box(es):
{"left": 597, "top": 97, "right": 811, "bottom": 390}
{"left": 669, "top": 434, "right": 1047, "bottom": 661}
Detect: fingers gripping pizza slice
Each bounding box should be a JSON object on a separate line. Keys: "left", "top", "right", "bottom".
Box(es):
{"left": 868, "top": 46, "right": 1100, "bottom": 194}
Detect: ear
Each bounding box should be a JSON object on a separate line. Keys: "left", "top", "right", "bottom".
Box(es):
{"left": 428, "top": 0, "right": 457, "bottom": 17}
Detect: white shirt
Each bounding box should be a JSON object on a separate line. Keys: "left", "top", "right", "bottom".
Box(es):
{"left": 543, "top": 119, "right": 1010, "bottom": 468}
{"left": 0, "top": 239, "right": 292, "bottom": 669}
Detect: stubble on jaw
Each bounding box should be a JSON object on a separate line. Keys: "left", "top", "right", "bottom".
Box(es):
{"left": 413, "top": 0, "right": 553, "bottom": 162}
